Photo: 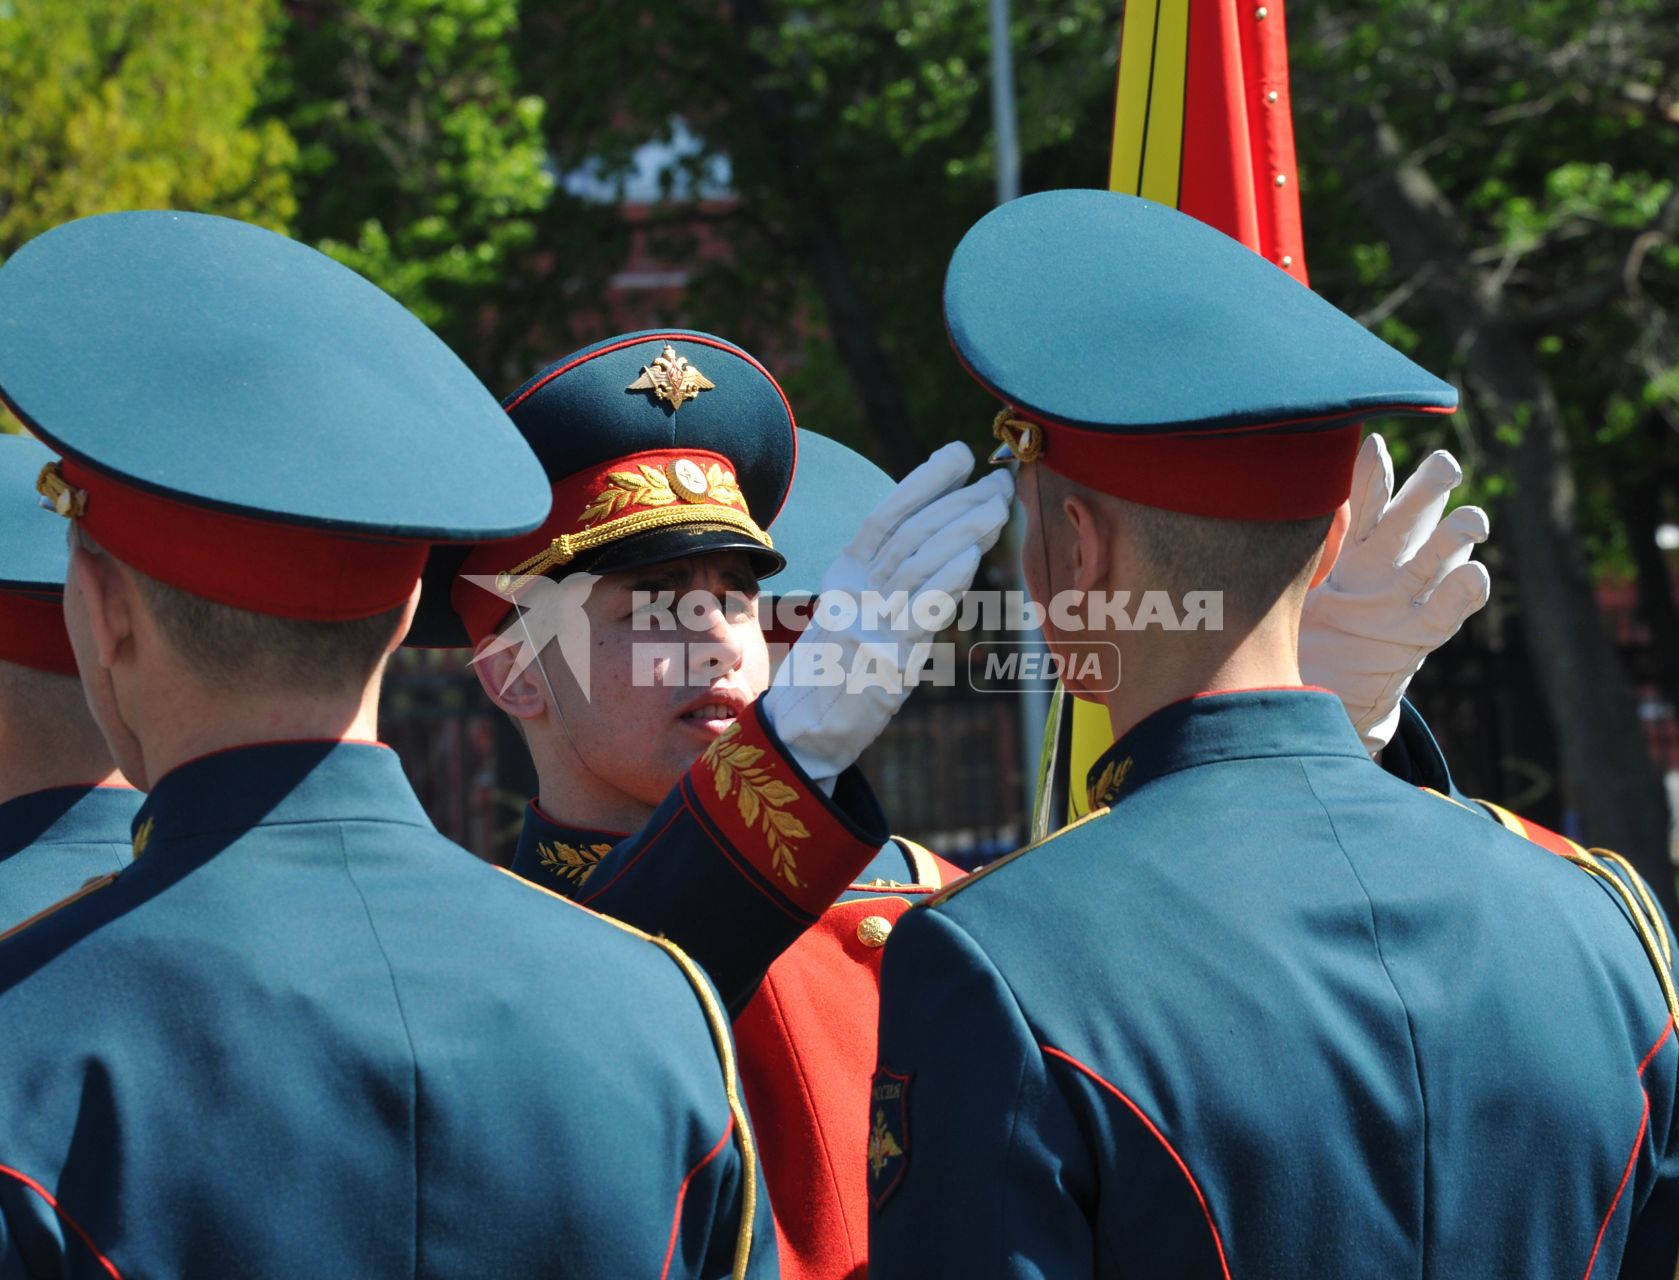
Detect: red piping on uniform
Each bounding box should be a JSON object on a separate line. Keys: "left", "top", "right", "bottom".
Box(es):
{"left": 1042, "top": 1046, "right": 1232, "bottom": 1280}
{"left": 0, "top": 1165, "right": 123, "bottom": 1278}
{"left": 1189, "top": 685, "right": 1333, "bottom": 700}
{"left": 1635, "top": 1017, "right": 1672, "bottom": 1075}
{"left": 1582, "top": 1016, "right": 1673, "bottom": 1280}
{"left": 526, "top": 797, "right": 625, "bottom": 842}
{"left": 575, "top": 803, "right": 685, "bottom": 907}
{"left": 661, "top": 1118, "right": 735, "bottom": 1280}
{"left": 1581, "top": 1096, "right": 1649, "bottom": 1280}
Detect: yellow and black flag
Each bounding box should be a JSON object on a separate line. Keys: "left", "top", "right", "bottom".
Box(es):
{"left": 1032, "top": 0, "right": 1313, "bottom": 836}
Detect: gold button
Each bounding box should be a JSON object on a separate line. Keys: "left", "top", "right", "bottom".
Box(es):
{"left": 857, "top": 916, "right": 893, "bottom": 948}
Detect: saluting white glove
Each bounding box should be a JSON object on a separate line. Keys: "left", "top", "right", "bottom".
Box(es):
{"left": 764, "top": 442, "right": 1014, "bottom": 786}
{"left": 1300, "top": 433, "right": 1491, "bottom": 756}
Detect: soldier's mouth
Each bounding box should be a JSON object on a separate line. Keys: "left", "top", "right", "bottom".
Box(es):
{"left": 680, "top": 703, "right": 740, "bottom": 722}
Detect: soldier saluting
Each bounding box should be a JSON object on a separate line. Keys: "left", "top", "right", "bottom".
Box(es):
{"left": 868, "top": 189, "right": 1679, "bottom": 1277}
{"left": 409, "top": 331, "right": 1006, "bottom": 1279}
{"left": 0, "top": 212, "right": 772, "bottom": 1277}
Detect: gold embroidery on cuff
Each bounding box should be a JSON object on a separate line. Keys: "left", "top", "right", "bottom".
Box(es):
{"left": 702, "top": 721, "right": 810, "bottom": 890}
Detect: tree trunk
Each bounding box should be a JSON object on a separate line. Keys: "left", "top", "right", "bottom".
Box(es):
{"left": 1345, "top": 108, "right": 1677, "bottom": 915}
{"left": 1616, "top": 417, "right": 1679, "bottom": 728}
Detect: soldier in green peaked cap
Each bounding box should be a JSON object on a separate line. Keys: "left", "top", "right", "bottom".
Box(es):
{"left": 0, "top": 212, "right": 773, "bottom": 1279}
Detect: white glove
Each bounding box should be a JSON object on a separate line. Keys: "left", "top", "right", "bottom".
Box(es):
{"left": 1300, "top": 433, "right": 1491, "bottom": 755}
{"left": 764, "top": 442, "right": 1014, "bottom": 785}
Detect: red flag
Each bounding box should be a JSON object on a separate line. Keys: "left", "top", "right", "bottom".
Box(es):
{"left": 1038, "top": 0, "right": 1313, "bottom": 833}
{"left": 1109, "top": 0, "right": 1308, "bottom": 281}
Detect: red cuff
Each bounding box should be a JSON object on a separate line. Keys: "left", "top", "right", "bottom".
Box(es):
{"left": 688, "top": 700, "right": 883, "bottom": 916}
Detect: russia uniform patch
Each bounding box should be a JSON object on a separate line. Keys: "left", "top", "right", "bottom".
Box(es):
{"left": 868, "top": 1067, "right": 911, "bottom": 1207}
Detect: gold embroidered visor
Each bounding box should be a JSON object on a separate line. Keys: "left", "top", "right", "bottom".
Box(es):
{"left": 452, "top": 447, "right": 773, "bottom": 642}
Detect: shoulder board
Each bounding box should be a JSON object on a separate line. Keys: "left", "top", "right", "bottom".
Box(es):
{"left": 1543, "top": 851, "right": 1677, "bottom": 1030}
{"left": 925, "top": 806, "right": 1110, "bottom": 910}
{"left": 1415, "top": 795, "right": 1677, "bottom": 1027}
{"left": 0, "top": 871, "right": 121, "bottom": 946}
{"left": 889, "top": 835, "right": 945, "bottom": 889}
{"left": 1417, "top": 785, "right": 1479, "bottom": 815}
{"left": 1476, "top": 797, "right": 1591, "bottom": 859}
{"left": 495, "top": 868, "right": 758, "bottom": 1278}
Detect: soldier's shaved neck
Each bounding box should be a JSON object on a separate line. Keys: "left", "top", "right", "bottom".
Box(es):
{"left": 0, "top": 661, "right": 124, "bottom": 808}
{"left": 1033, "top": 466, "right": 1331, "bottom": 741}
{"left": 64, "top": 524, "right": 416, "bottom": 791}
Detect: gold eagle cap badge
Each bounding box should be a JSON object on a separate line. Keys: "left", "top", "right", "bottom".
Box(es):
{"left": 627, "top": 344, "right": 716, "bottom": 410}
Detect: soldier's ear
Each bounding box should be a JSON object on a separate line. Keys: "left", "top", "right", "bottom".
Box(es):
{"left": 1060, "top": 490, "right": 1111, "bottom": 595}
{"left": 470, "top": 634, "right": 549, "bottom": 721}
{"left": 66, "top": 535, "right": 134, "bottom": 672}
{"left": 386, "top": 580, "right": 423, "bottom": 655}
{"left": 1308, "top": 501, "right": 1351, "bottom": 590}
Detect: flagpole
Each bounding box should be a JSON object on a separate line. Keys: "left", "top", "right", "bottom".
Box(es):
{"left": 989, "top": 0, "right": 1020, "bottom": 205}
{"left": 988, "top": 0, "right": 1052, "bottom": 845}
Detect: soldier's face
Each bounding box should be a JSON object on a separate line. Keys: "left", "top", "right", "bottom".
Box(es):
{"left": 535, "top": 551, "right": 770, "bottom": 817}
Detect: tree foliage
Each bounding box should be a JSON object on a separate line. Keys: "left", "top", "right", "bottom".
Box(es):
{"left": 1285, "top": 0, "right": 1678, "bottom": 884}
{"left": 1291, "top": 0, "right": 1679, "bottom": 527}
{"left": 266, "top": 0, "right": 557, "bottom": 365}
{"left": 514, "top": 0, "right": 1124, "bottom": 469}
{"left": 0, "top": 0, "right": 296, "bottom": 256}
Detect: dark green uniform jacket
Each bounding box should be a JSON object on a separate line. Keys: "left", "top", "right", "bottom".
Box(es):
{"left": 870, "top": 689, "right": 1677, "bottom": 1278}
{"left": 0, "top": 741, "right": 772, "bottom": 1278}
{"left": 0, "top": 784, "right": 135, "bottom": 932}
{"left": 510, "top": 701, "right": 889, "bottom": 1014}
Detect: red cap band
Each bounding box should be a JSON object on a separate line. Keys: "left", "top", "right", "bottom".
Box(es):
{"left": 1021, "top": 412, "right": 1375, "bottom": 520}
{"left": 61, "top": 458, "right": 427, "bottom": 621}
{"left": 452, "top": 447, "right": 764, "bottom": 645}
{"left": 0, "top": 591, "right": 76, "bottom": 676}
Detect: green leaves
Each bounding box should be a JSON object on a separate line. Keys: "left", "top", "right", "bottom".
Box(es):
{"left": 1296, "top": 0, "right": 1679, "bottom": 572}
{"left": 0, "top": 0, "right": 297, "bottom": 431}
{"left": 0, "top": 0, "right": 296, "bottom": 258}
{"left": 268, "top": 0, "right": 552, "bottom": 350}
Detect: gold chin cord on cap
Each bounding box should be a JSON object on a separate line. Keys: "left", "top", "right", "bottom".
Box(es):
{"left": 991, "top": 407, "right": 1044, "bottom": 465}
{"left": 35, "top": 461, "right": 86, "bottom": 518}
{"left": 493, "top": 508, "right": 775, "bottom": 596}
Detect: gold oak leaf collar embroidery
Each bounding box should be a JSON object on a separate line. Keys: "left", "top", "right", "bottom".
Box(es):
{"left": 702, "top": 721, "right": 810, "bottom": 889}
{"left": 1087, "top": 755, "right": 1133, "bottom": 810}
{"left": 536, "top": 840, "right": 613, "bottom": 886}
